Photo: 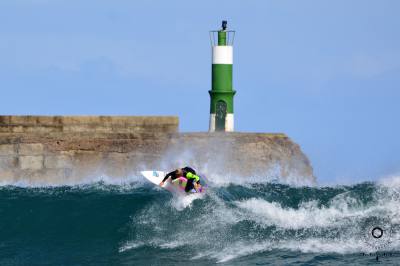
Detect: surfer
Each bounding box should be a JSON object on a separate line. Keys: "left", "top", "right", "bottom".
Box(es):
{"left": 159, "top": 167, "right": 202, "bottom": 192}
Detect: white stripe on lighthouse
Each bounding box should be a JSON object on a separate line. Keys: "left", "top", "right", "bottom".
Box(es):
{"left": 209, "top": 114, "right": 216, "bottom": 132}
{"left": 212, "top": 46, "right": 233, "bottom": 64}
{"left": 225, "top": 114, "right": 234, "bottom": 132}
{"left": 208, "top": 114, "right": 234, "bottom": 132}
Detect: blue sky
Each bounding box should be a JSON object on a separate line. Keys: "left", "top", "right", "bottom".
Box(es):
{"left": 1, "top": 1, "right": 399, "bottom": 184}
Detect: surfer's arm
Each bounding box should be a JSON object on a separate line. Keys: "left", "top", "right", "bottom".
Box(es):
{"left": 160, "top": 171, "right": 175, "bottom": 186}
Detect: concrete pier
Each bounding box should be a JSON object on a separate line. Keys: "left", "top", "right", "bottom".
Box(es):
{"left": 0, "top": 116, "right": 314, "bottom": 185}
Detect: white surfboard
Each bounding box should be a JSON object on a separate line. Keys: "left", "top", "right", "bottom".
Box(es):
{"left": 141, "top": 170, "right": 179, "bottom": 193}
{"left": 141, "top": 170, "right": 205, "bottom": 193}
{"left": 141, "top": 170, "right": 166, "bottom": 186}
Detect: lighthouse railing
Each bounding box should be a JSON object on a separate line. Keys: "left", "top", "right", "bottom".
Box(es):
{"left": 209, "top": 30, "right": 235, "bottom": 46}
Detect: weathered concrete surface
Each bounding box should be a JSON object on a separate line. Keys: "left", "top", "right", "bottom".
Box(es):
{"left": 0, "top": 116, "right": 315, "bottom": 185}
{"left": 19, "top": 155, "right": 44, "bottom": 170}
{"left": 0, "top": 116, "right": 179, "bottom": 134}
{"left": 166, "top": 133, "right": 313, "bottom": 183}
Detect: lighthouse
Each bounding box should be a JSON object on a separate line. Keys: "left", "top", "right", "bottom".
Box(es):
{"left": 209, "top": 20, "right": 236, "bottom": 132}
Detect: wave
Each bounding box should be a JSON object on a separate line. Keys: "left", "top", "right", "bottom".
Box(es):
{"left": 0, "top": 174, "right": 399, "bottom": 264}
{"left": 116, "top": 176, "right": 400, "bottom": 262}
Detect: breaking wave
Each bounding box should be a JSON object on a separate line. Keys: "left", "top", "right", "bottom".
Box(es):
{"left": 0, "top": 174, "right": 399, "bottom": 265}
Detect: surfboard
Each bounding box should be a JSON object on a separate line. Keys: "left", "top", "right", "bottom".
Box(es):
{"left": 141, "top": 170, "right": 205, "bottom": 193}
{"left": 141, "top": 171, "right": 166, "bottom": 186}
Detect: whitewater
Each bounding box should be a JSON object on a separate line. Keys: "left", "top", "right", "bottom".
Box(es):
{"left": 0, "top": 173, "right": 399, "bottom": 265}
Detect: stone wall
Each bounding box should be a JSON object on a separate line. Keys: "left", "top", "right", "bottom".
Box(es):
{"left": 0, "top": 116, "right": 178, "bottom": 134}
{"left": 0, "top": 116, "right": 315, "bottom": 185}
{"left": 166, "top": 133, "right": 313, "bottom": 183}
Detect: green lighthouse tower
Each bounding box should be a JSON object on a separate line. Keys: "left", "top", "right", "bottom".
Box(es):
{"left": 209, "top": 20, "right": 236, "bottom": 132}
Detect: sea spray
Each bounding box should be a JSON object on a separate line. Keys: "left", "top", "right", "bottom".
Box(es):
{"left": 0, "top": 175, "right": 399, "bottom": 265}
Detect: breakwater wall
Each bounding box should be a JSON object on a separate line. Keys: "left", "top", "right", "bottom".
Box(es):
{"left": 0, "top": 116, "right": 315, "bottom": 185}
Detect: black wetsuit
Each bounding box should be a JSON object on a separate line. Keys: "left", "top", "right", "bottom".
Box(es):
{"left": 182, "top": 167, "right": 196, "bottom": 175}
{"left": 162, "top": 167, "right": 199, "bottom": 192}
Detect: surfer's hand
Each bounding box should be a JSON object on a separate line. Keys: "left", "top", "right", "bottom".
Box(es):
{"left": 159, "top": 181, "right": 164, "bottom": 187}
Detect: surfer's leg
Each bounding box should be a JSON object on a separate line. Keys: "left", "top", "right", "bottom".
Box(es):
{"left": 185, "top": 179, "right": 195, "bottom": 192}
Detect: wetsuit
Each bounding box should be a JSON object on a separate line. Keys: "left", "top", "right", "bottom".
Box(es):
{"left": 182, "top": 167, "right": 196, "bottom": 175}
{"left": 162, "top": 167, "right": 200, "bottom": 192}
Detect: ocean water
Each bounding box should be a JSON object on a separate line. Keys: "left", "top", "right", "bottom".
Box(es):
{"left": 0, "top": 174, "right": 399, "bottom": 265}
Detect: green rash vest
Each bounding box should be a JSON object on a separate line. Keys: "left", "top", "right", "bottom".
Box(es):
{"left": 186, "top": 172, "right": 200, "bottom": 183}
